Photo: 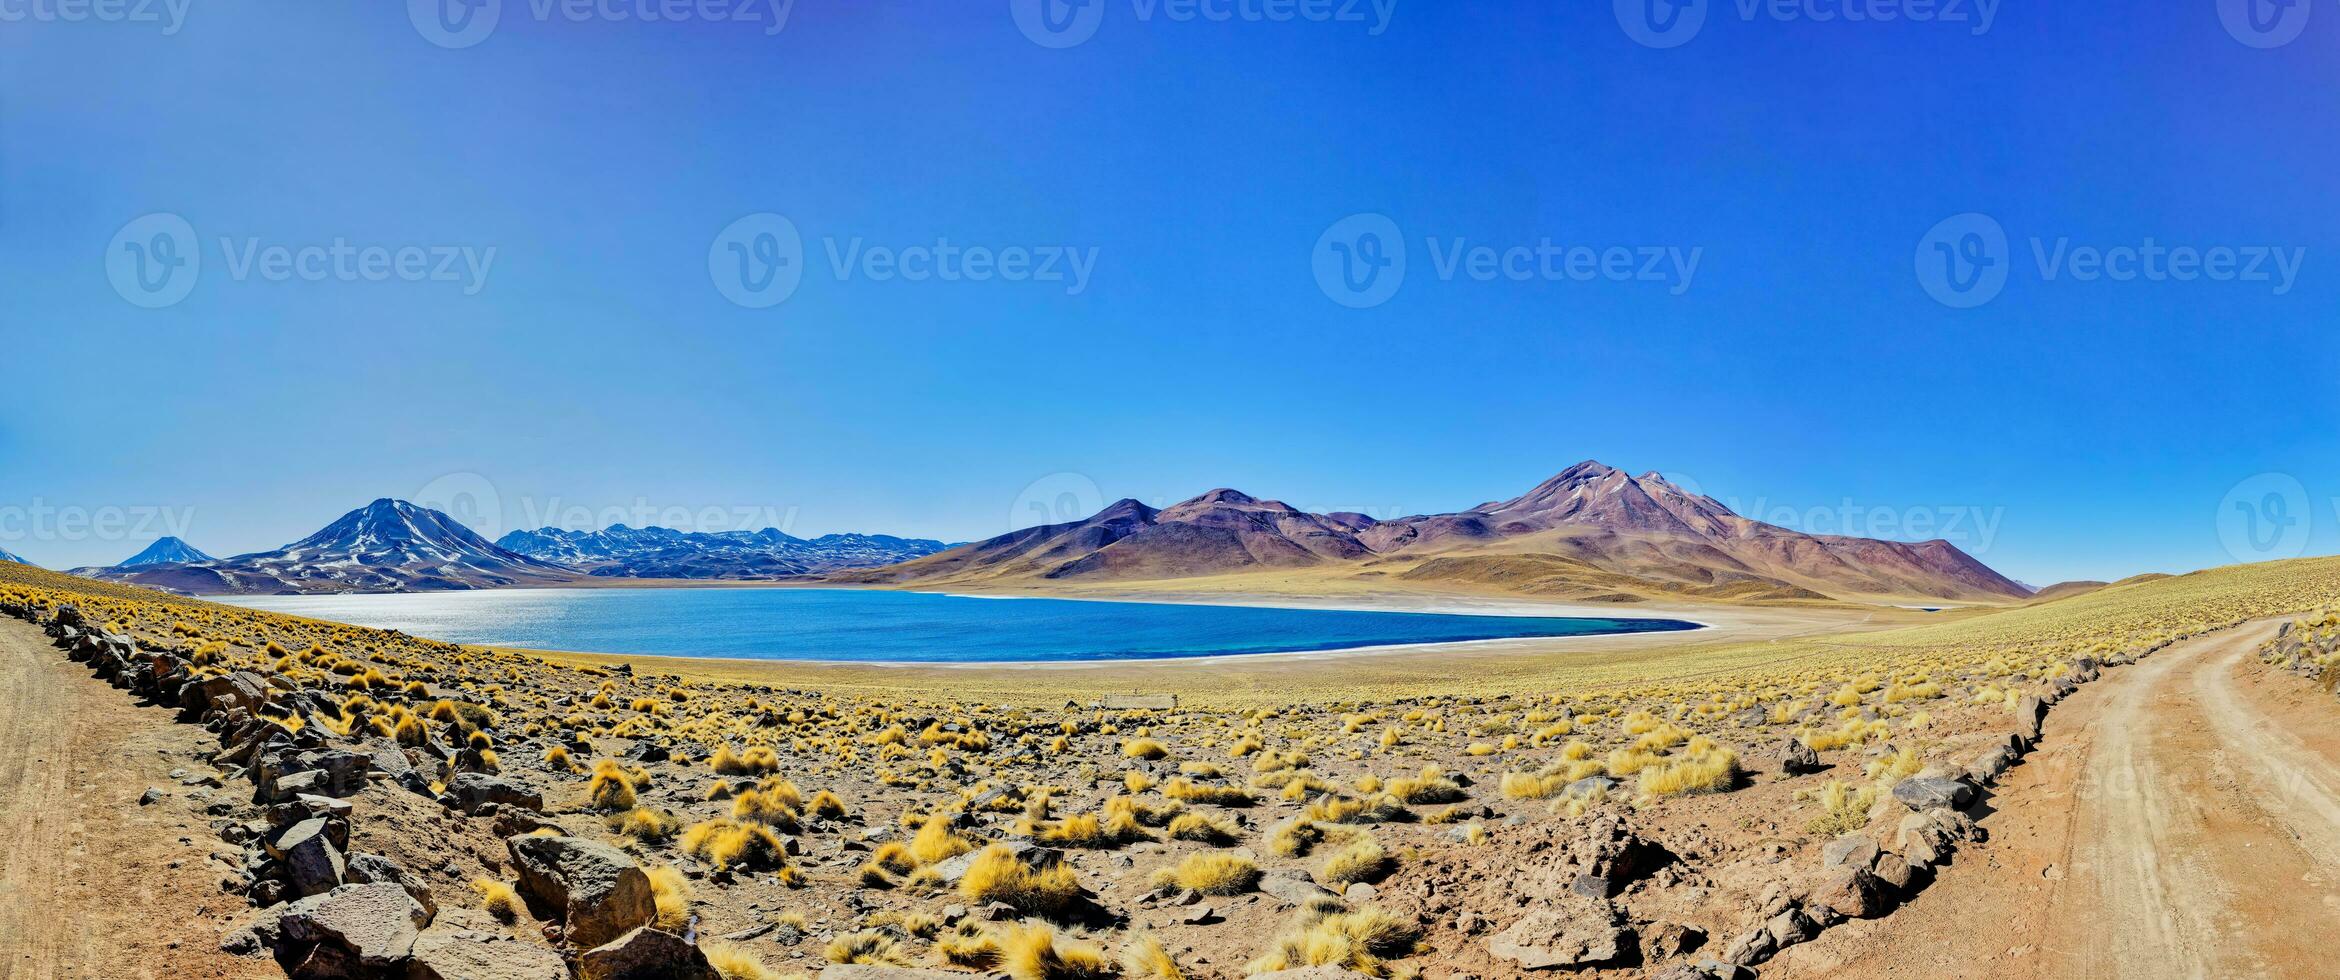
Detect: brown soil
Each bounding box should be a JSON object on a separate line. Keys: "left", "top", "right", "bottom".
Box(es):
{"left": 1770, "top": 619, "right": 2340, "bottom": 979}
{"left": 0, "top": 619, "right": 279, "bottom": 980}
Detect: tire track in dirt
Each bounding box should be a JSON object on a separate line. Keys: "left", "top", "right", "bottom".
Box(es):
{"left": 0, "top": 619, "right": 277, "bottom": 980}
{"left": 1772, "top": 618, "right": 2340, "bottom": 980}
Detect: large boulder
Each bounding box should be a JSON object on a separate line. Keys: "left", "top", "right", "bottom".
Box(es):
{"left": 272, "top": 817, "right": 347, "bottom": 898}
{"left": 345, "top": 852, "right": 436, "bottom": 919}
{"left": 1891, "top": 776, "right": 1975, "bottom": 813}
{"left": 576, "top": 927, "right": 717, "bottom": 980}
{"left": 1774, "top": 738, "right": 1822, "bottom": 775}
{"left": 448, "top": 773, "right": 544, "bottom": 815}
{"left": 507, "top": 835, "right": 655, "bottom": 949}
{"left": 1489, "top": 898, "right": 1629, "bottom": 970}
{"left": 408, "top": 908, "right": 568, "bottom": 980}
{"left": 276, "top": 883, "right": 431, "bottom": 973}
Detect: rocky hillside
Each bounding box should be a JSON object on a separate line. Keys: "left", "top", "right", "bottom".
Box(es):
{"left": 846, "top": 461, "right": 2032, "bottom": 604}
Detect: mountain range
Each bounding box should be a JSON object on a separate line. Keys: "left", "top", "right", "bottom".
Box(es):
{"left": 85, "top": 499, "right": 578, "bottom": 594}
{"left": 0, "top": 546, "right": 29, "bottom": 567}
{"left": 79, "top": 500, "right": 951, "bottom": 595}
{"left": 835, "top": 461, "right": 2030, "bottom": 603}
{"left": 493, "top": 525, "right": 950, "bottom": 579}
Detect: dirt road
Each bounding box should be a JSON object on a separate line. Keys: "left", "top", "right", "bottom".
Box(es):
{"left": 1774, "top": 619, "right": 2340, "bottom": 979}
{"left": 0, "top": 619, "right": 276, "bottom": 980}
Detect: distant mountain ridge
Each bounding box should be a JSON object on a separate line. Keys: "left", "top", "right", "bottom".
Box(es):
{"left": 0, "top": 546, "right": 30, "bottom": 567}
{"left": 78, "top": 500, "right": 953, "bottom": 595}
{"left": 841, "top": 461, "right": 2031, "bottom": 604}
{"left": 495, "top": 525, "right": 952, "bottom": 579}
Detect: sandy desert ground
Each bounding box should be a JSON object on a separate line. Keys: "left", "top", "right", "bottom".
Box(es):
{"left": 4, "top": 558, "right": 2340, "bottom": 980}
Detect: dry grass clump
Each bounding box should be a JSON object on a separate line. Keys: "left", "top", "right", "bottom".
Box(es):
{"left": 910, "top": 812, "right": 975, "bottom": 865}
{"left": 1000, "top": 924, "right": 1119, "bottom": 980}
{"left": 470, "top": 878, "right": 520, "bottom": 922}
{"left": 1269, "top": 818, "right": 1327, "bottom": 857}
{"left": 959, "top": 844, "right": 1084, "bottom": 917}
{"left": 1151, "top": 852, "right": 1261, "bottom": 895}
{"left": 1317, "top": 834, "right": 1390, "bottom": 886}
{"left": 825, "top": 929, "right": 910, "bottom": 966}
{"left": 609, "top": 806, "right": 682, "bottom": 843}
{"left": 1166, "top": 811, "right": 1239, "bottom": 845}
{"left": 936, "top": 922, "right": 1004, "bottom": 969}
{"left": 1041, "top": 811, "right": 1150, "bottom": 849}
{"left": 586, "top": 759, "right": 644, "bottom": 811}
{"left": 1384, "top": 767, "right": 1465, "bottom": 804}
{"left": 1122, "top": 738, "right": 1170, "bottom": 760}
{"left": 1247, "top": 902, "right": 1423, "bottom": 978}
{"left": 1162, "top": 778, "right": 1253, "bottom": 807}
{"left": 1121, "top": 931, "right": 1185, "bottom": 979}
{"left": 1636, "top": 738, "right": 1741, "bottom": 796}
{"left": 646, "top": 865, "right": 691, "bottom": 931}
{"left": 703, "top": 942, "right": 785, "bottom": 980}
{"left": 711, "top": 743, "right": 782, "bottom": 775}
{"left": 1803, "top": 779, "right": 1883, "bottom": 836}
{"left": 679, "top": 818, "right": 795, "bottom": 876}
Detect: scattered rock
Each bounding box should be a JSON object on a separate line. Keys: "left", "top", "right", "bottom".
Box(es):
{"left": 577, "top": 927, "right": 716, "bottom": 980}
{"left": 276, "top": 883, "right": 431, "bottom": 972}
{"left": 1488, "top": 899, "right": 1629, "bottom": 970}
{"left": 508, "top": 835, "right": 656, "bottom": 949}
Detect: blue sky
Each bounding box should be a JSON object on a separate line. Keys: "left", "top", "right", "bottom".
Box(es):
{"left": 1, "top": 1, "right": 2335, "bottom": 584}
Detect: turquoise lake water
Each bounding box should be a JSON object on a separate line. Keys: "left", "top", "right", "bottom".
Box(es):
{"left": 215, "top": 588, "right": 1700, "bottom": 664}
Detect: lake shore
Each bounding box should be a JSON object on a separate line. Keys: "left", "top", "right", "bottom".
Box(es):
{"left": 511, "top": 584, "right": 1908, "bottom": 705}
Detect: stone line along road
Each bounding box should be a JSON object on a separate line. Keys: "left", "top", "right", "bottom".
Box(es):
{"left": 1773, "top": 618, "right": 2340, "bottom": 980}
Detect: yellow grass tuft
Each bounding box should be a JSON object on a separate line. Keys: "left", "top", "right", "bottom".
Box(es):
{"left": 958, "top": 844, "right": 1083, "bottom": 917}
{"left": 470, "top": 878, "right": 520, "bottom": 922}
{"left": 1151, "top": 852, "right": 1261, "bottom": 895}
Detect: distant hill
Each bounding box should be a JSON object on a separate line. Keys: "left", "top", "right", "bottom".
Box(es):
{"left": 841, "top": 461, "right": 2031, "bottom": 604}
{"left": 496, "top": 525, "right": 951, "bottom": 579}
{"left": 0, "top": 546, "right": 30, "bottom": 567}
{"left": 84, "top": 499, "right": 577, "bottom": 595}
{"left": 117, "top": 536, "right": 215, "bottom": 568}
{"left": 2028, "top": 580, "right": 2111, "bottom": 603}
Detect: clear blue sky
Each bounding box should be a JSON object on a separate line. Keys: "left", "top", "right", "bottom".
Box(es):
{"left": 2, "top": 2, "right": 2336, "bottom": 584}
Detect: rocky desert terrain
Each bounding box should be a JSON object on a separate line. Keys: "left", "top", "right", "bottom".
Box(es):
{"left": 4, "top": 556, "right": 2339, "bottom": 980}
